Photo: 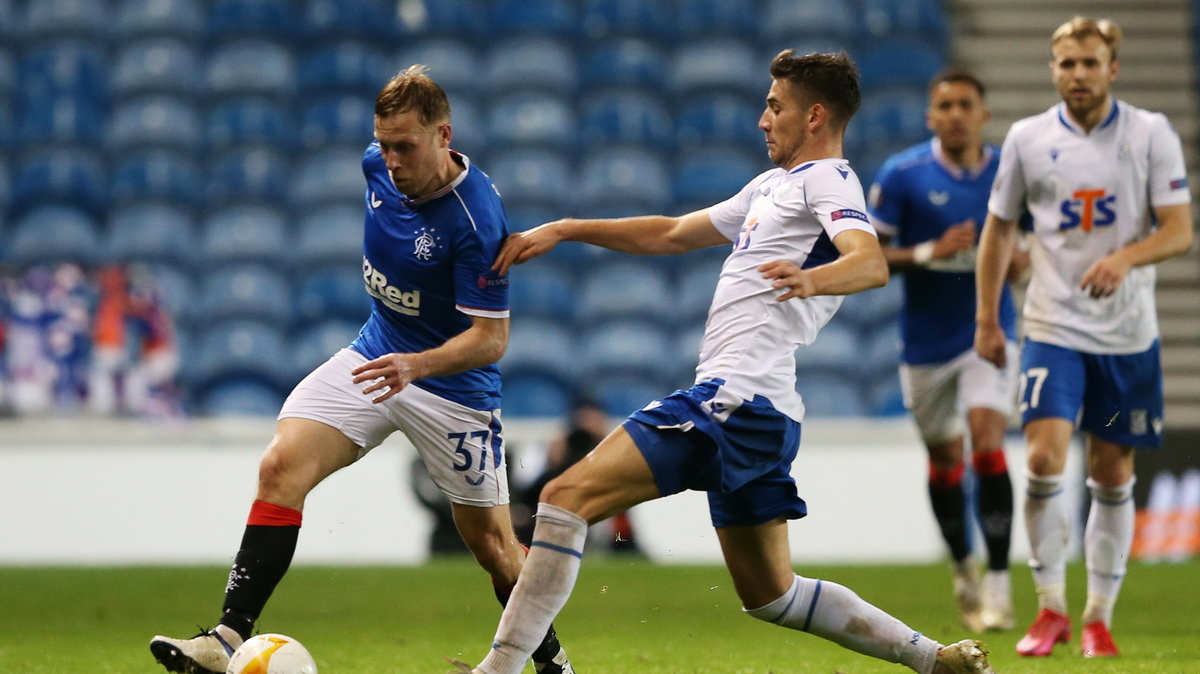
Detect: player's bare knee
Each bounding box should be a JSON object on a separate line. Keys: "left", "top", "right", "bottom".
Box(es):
{"left": 256, "top": 446, "right": 308, "bottom": 503}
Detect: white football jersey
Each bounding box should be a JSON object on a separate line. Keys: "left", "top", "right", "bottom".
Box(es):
{"left": 701, "top": 158, "right": 876, "bottom": 422}
{"left": 989, "top": 100, "right": 1191, "bottom": 353}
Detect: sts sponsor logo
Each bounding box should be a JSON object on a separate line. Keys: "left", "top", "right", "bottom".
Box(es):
{"left": 363, "top": 256, "right": 420, "bottom": 315}
{"left": 1059, "top": 188, "right": 1116, "bottom": 232}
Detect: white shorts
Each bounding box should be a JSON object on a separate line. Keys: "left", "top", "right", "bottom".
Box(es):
{"left": 899, "top": 342, "right": 1019, "bottom": 446}
{"left": 279, "top": 348, "right": 509, "bottom": 507}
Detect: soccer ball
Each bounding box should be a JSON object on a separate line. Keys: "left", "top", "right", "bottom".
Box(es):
{"left": 226, "top": 633, "right": 318, "bottom": 674}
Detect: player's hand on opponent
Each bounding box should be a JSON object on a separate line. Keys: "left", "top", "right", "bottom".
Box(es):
{"left": 974, "top": 321, "right": 1008, "bottom": 368}
{"left": 935, "top": 219, "right": 977, "bottom": 259}
{"left": 1079, "top": 252, "right": 1131, "bottom": 299}
{"left": 351, "top": 353, "right": 425, "bottom": 403}
{"left": 759, "top": 260, "right": 816, "bottom": 301}
{"left": 492, "top": 221, "right": 565, "bottom": 276}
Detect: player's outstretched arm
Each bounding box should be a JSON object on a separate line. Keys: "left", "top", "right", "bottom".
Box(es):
{"left": 975, "top": 211, "right": 1016, "bottom": 367}
{"left": 1078, "top": 202, "right": 1194, "bottom": 298}
{"left": 760, "top": 229, "right": 887, "bottom": 301}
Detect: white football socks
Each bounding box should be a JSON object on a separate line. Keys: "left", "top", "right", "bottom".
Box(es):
{"left": 746, "top": 575, "right": 940, "bottom": 674}
{"left": 1025, "top": 473, "right": 1069, "bottom": 614}
{"left": 477, "top": 503, "right": 587, "bottom": 674}
{"left": 1083, "top": 477, "right": 1135, "bottom": 626}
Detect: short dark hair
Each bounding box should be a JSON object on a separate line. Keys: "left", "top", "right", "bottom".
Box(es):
{"left": 769, "top": 49, "right": 861, "bottom": 129}
{"left": 928, "top": 67, "right": 987, "bottom": 99}
{"left": 375, "top": 64, "right": 451, "bottom": 126}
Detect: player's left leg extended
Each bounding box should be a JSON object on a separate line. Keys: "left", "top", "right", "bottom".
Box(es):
{"left": 1080, "top": 435, "right": 1135, "bottom": 657}
{"left": 721, "top": 520, "right": 994, "bottom": 673}
{"left": 453, "top": 503, "right": 574, "bottom": 674}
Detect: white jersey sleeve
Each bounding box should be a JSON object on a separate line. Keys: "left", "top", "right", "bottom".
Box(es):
{"left": 988, "top": 121, "right": 1028, "bottom": 222}
{"left": 1148, "top": 113, "right": 1190, "bottom": 208}
{"left": 708, "top": 169, "right": 778, "bottom": 242}
{"left": 803, "top": 163, "right": 877, "bottom": 241}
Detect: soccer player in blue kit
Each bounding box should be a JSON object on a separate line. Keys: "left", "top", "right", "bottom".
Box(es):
{"left": 977, "top": 17, "right": 1193, "bottom": 658}
{"left": 150, "top": 66, "right": 573, "bottom": 674}
{"left": 454, "top": 50, "right": 995, "bottom": 674}
{"left": 867, "top": 69, "right": 1022, "bottom": 634}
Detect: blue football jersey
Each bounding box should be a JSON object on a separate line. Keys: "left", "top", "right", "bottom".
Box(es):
{"left": 350, "top": 146, "right": 510, "bottom": 411}
{"left": 868, "top": 140, "right": 1017, "bottom": 365}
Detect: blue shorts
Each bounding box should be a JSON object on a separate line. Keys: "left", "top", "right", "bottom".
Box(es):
{"left": 1019, "top": 339, "right": 1163, "bottom": 447}
{"left": 622, "top": 379, "right": 807, "bottom": 528}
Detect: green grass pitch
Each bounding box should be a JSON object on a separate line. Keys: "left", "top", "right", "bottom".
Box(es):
{"left": 1, "top": 558, "right": 1196, "bottom": 673}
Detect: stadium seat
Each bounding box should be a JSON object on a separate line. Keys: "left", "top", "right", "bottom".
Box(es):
{"left": 197, "top": 377, "right": 286, "bottom": 417}
{"left": 795, "top": 321, "right": 861, "bottom": 375}
{"left": 198, "top": 204, "right": 289, "bottom": 268}
{"left": 0, "top": 159, "right": 10, "bottom": 219}
{"left": 486, "top": 92, "right": 578, "bottom": 150}
{"left": 0, "top": 49, "right": 15, "bottom": 100}
{"left": 577, "top": 319, "right": 676, "bottom": 382}
{"left": 857, "top": 323, "right": 902, "bottom": 379}
{"left": 106, "top": 203, "right": 197, "bottom": 265}
{"left": 578, "top": 148, "right": 672, "bottom": 214}
{"left": 575, "top": 259, "right": 673, "bottom": 324}
{"left": 668, "top": 39, "right": 762, "bottom": 99}
{"left": 488, "top": 0, "right": 576, "bottom": 37}
{"left": 295, "top": 266, "right": 371, "bottom": 324}
{"left": 502, "top": 317, "right": 578, "bottom": 381}
{"left": 22, "top": 0, "right": 109, "bottom": 40}
{"left": 393, "top": 0, "right": 485, "bottom": 40}
{"left": 486, "top": 149, "right": 573, "bottom": 209}
{"left": 190, "top": 319, "right": 292, "bottom": 392}
{"left": 486, "top": 36, "right": 579, "bottom": 97}
{"left": 194, "top": 264, "right": 293, "bottom": 324}
{"left": 206, "top": 97, "right": 294, "bottom": 151}
{"left": 295, "top": 204, "right": 365, "bottom": 269}
{"left": 110, "top": 38, "right": 201, "bottom": 97}
{"left": 580, "top": 0, "right": 673, "bottom": 40}
{"left": 861, "top": 0, "right": 949, "bottom": 44}
{"left": 112, "top": 150, "right": 203, "bottom": 209}
{"left": 760, "top": 0, "right": 858, "bottom": 42}
{"left": 137, "top": 262, "right": 197, "bottom": 327}
{"left": 113, "top": 0, "right": 205, "bottom": 40}
{"left": 675, "top": 93, "right": 765, "bottom": 151}
{"left": 579, "top": 38, "right": 667, "bottom": 91}
{"left": 0, "top": 0, "right": 16, "bottom": 44}
{"left": 590, "top": 373, "right": 664, "bottom": 418}
{"left": 297, "top": 41, "right": 388, "bottom": 98}
{"left": 290, "top": 148, "right": 367, "bottom": 209}
{"left": 290, "top": 318, "right": 362, "bottom": 382}
{"left": 866, "top": 372, "right": 906, "bottom": 417}
{"left": 672, "top": 146, "right": 766, "bottom": 211}
{"left": 7, "top": 206, "right": 104, "bottom": 265}
{"left": 675, "top": 0, "right": 761, "bottom": 39}
{"left": 207, "top": 0, "right": 297, "bottom": 41}
{"left": 447, "top": 97, "right": 486, "bottom": 159}
{"left": 507, "top": 264, "right": 576, "bottom": 322}
{"left": 394, "top": 38, "right": 480, "bottom": 102}
{"left": 578, "top": 90, "right": 673, "bottom": 150}
{"left": 300, "top": 95, "right": 374, "bottom": 150}
{"left": 502, "top": 371, "right": 572, "bottom": 419}
{"left": 852, "top": 88, "right": 931, "bottom": 152}
{"left": 10, "top": 149, "right": 107, "bottom": 218}
{"left": 206, "top": 147, "right": 289, "bottom": 204}
{"left": 835, "top": 281, "right": 903, "bottom": 330}
{"left": 301, "top": 0, "right": 392, "bottom": 44}
{"left": 108, "top": 96, "right": 203, "bottom": 153}
{"left": 675, "top": 254, "right": 723, "bottom": 323}
{"left": 205, "top": 39, "right": 296, "bottom": 99}
{"left": 673, "top": 323, "right": 706, "bottom": 385}
{"left": 796, "top": 372, "right": 866, "bottom": 417}
{"left": 17, "top": 94, "right": 105, "bottom": 147}
{"left": 856, "top": 38, "right": 946, "bottom": 90}
{"left": 19, "top": 41, "right": 107, "bottom": 104}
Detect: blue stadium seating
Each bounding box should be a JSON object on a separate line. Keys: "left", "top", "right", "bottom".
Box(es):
{"left": 672, "top": 146, "right": 766, "bottom": 211}
{"left": 111, "top": 150, "right": 203, "bottom": 209}
{"left": 394, "top": 38, "right": 480, "bottom": 101}
{"left": 297, "top": 41, "right": 388, "bottom": 97}
{"left": 675, "top": 254, "right": 723, "bottom": 323}
{"left": 19, "top": 41, "right": 108, "bottom": 104}
{"left": 0, "top": 159, "right": 9, "bottom": 219}
{"left": 106, "top": 203, "right": 197, "bottom": 265}
{"left": 590, "top": 373, "right": 664, "bottom": 418}
{"left": 578, "top": 148, "right": 672, "bottom": 214}
{"left": 796, "top": 320, "right": 861, "bottom": 376}
{"left": 295, "top": 204, "right": 365, "bottom": 269}
{"left": 198, "top": 205, "right": 289, "bottom": 268}
{"left": 18, "top": 95, "right": 106, "bottom": 147}
{"left": 668, "top": 39, "right": 762, "bottom": 99}
{"left": 114, "top": 0, "right": 206, "bottom": 40}
{"left": 189, "top": 318, "right": 293, "bottom": 392}
{"left": 856, "top": 37, "right": 946, "bottom": 90}
{"left": 488, "top": 0, "right": 576, "bottom": 37}
{"left": 300, "top": 95, "right": 373, "bottom": 150}
{"left": 675, "top": 93, "right": 765, "bottom": 151}
{"left": 579, "top": 90, "right": 673, "bottom": 150}
{"left": 0, "top": 102, "right": 10, "bottom": 154}
{"left": 502, "top": 317, "right": 578, "bottom": 381}
{"left": 861, "top": 0, "right": 949, "bottom": 44}
{"left": 295, "top": 266, "right": 371, "bottom": 324}
{"left": 111, "top": 38, "right": 202, "bottom": 98}
{"left": 761, "top": 0, "right": 858, "bottom": 42}
{"left": 10, "top": 150, "right": 108, "bottom": 218}
{"left": 577, "top": 319, "right": 676, "bottom": 382}
{"left": 205, "top": 39, "right": 296, "bottom": 99}
{"left": 206, "top": 97, "right": 294, "bottom": 151}
{"left": 447, "top": 98, "right": 486, "bottom": 158}
{"left": 0, "top": 0, "right": 16, "bottom": 44}
{"left": 290, "top": 318, "right": 362, "bottom": 382}
{"left": 575, "top": 259, "right": 673, "bottom": 324}
{"left": 196, "top": 377, "right": 286, "bottom": 417}
{"left": 137, "top": 262, "right": 197, "bottom": 326}
{"left": 580, "top": 0, "right": 673, "bottom": 40}
{"left": 580, "top": 39, "right": 667, "bottom": 91}
{"left": 487, "top": 149, "right": 573, "bottom": 208}
{"left": 194, "top": 264, "right": 293, "bottom": 324}
{"left": 507, "top": 264, "right": 576, "bottom": 322}
{"left": 487, "top": 92, "right": 577, "bottom": 150}
{"left": 0, "top": 49, "right": 15, "bottom": 100}
{"left": 834, "top": 280, "right": 903, "bottom": 331}
{"left": 857, "top": 323, "right": 903, "bottom": 379}
{"left": 502, "top": 372, "right": 572, "bottom": 419}
{"left": 866, "top": 372, "right": 906, "bottom": 416}
{"left": 486, "top": 36, "right": 579, "bottom": 97}
{"left": 796, "top": 372, "right": 867, "bottom": 417}
{"left": 852, "top": 88, "right": 930, "bottom": 154}
{"left": 301, "top": 0, "right": 392, "bottom": 44}
{"left": 675, "top": 0, "right": 761, "bottom": 39}
{"left": 393, "top": 0, "right": 485, "bottom": 40}
{"left": 206, "top": 147, "right": 290, "bottom": 204}
{"left": 108, "top": 96, "right": 203, "bottom": 152}
{"left": 207, "top": 0, "right": 298, "bottom": 41}
{"left": 290, "top": 148, "right": 367, "bottom": 209}
{"left": 7, "top": 206, "right": 105, "bottom": 266}
{"left": 23, "top": 0, "right": 109, "bottom": 40}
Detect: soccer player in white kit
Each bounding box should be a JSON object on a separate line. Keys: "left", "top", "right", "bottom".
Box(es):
{"left": 455, "top": 50, "right": 995, "bottom": 674}
{"left": 976, "top": 17, "right": 1194, "bottom": 659}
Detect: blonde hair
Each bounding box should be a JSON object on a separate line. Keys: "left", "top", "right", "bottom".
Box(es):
{"left": 1051, "top": 16, "right": 1122, "bottom": 61}
{"left": 374, "top": 64, "right": 451, "bottom": 126}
